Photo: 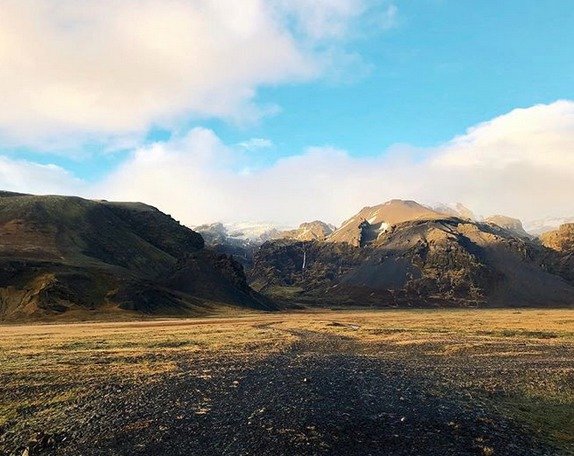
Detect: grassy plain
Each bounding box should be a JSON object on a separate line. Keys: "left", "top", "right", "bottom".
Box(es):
{"left": 1, "top": 309, "right": 573, "bottom": 454}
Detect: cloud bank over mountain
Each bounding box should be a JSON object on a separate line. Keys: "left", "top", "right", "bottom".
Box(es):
{"left": 0, "top": 2, "right": 571, "bottom": 227}
{"left": 107, "top": 100, "right": 574, "bottom": 225}
{"left": 1, "top": 100, "right": 571, "bottom": 227}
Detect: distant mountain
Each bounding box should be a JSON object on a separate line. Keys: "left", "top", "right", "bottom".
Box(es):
{"left": 194, "top": 221, "right": 286, "bottom": 245}
{"left": 432, "top": 202, "right": 477, "bottom": 220}
{"left": 194, "top": 222, "right": 231, "bottom": 246}
{"left": 250, "top": 200, "right": 574, "bottom": 308}
{"left": 275, "top": 221, "right": 335, "bottom": 242}
{"left": 327, "top": 200, "right": 444, "bottom": 247}
{"left": 525, "top": 217, "right": 574, "bottom": 235}
{"left": 5, "top": 191, "right": 572, "bottom": 319}
{"left": 193, "top": 221, "right": 285, "bottom": 268}
{"left": 539, "top": 223, "right": 574, "bottom": 286}
{"left": 0, "top": 192, "right": 274, "bottom": 321}
{"left": 484, "top": 215, "right": 531, "bottom": 239}
{"left": 224, "top": 221, "right": 289, "bottom": 242}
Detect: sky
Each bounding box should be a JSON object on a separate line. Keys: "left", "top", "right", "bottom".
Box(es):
{"left": 0, "top": 0, "right": 573, "bottom": 227}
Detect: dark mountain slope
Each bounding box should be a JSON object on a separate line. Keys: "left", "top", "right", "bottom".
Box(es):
{"left": 0, "top": 192, "right": 273, "bottom": 321}
{"left": 0, "top": 194, "right": 204, "bottom": 274}
{"left": 540, "top": 223, "right": 574, "bottom": 284}
{"left": 251, "top": 207, "right": 574, "bottom": 308}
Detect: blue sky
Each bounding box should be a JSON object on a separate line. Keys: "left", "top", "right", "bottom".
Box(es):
{"left": 0, "top": 0, "right": 573, "bottom": 225}
{"left": 218, "top": 0, "right": 574, "bottom": 157}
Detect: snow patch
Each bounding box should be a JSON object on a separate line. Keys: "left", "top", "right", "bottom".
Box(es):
{"left": 379, "top": 222, "right": 390, "bottom": 232}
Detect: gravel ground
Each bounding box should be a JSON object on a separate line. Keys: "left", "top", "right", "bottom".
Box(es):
{"left": 2, "top": 325, "right": 568, "bottom": 456}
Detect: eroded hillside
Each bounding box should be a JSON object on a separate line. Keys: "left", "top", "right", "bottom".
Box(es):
{"left": 0, "top": 192, "right": 273, "bottom": 321}
{"left": 250, "top": 201, "right": 574, "bottom": 307}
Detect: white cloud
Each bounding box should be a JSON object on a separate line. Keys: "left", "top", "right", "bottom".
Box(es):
{"left": 4, "top": 101, "right": 573, "bottom": 228}
{"left": 0, "top": 156, "right": 83, "bottom": 196}
{"left": 275, "top": 0, "right": 367, "bottom": 40}
{"left": 276, "top": 1, "right": 398, "bottom": 40}
{"left": 96, "top": 128, "right": 236, "bottom": 224}
{"left": 92, "top": 100, "right": 574, "bottom": 227}
{"left": 0, "top": 0, "right": 379, "bottom": 150}
{"left": 237, "top": 138, "right": 274, "bottom": 151}
{"left": 433, "top": 101, "right": 574, "bottom": 169}
{"left": 378, "top": 4, "right": 398, "bottom": 31}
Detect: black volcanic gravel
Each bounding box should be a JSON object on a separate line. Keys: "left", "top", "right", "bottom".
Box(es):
{"left": 1, "top": 329, "right": 568, "bottom": 456}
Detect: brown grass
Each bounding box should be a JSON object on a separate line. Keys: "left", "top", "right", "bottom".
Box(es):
{"left": 1, "top": 308, "right": 573, "bottom": 449}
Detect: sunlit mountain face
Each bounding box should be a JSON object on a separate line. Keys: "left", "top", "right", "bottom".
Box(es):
{"left": 1, "top": 3, "right": 573, "bottom": 455}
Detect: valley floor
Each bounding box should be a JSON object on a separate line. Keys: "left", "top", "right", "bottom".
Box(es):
{"left": 1, "top": 309, "right": 573, "bottom": 455}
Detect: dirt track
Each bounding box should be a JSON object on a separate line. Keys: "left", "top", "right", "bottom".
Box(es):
{"left": 5, "top": 323, "right": 566, "bottom": 456}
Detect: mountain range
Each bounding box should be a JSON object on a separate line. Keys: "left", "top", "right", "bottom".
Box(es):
{"left": 0, "top": 192, "right": 572, "bottom": 321}
{"left": 0, "top": 191, "right": 273, "bottom": 321}
{"left": 250, "top": 200, "right": 574, "bottom": 308}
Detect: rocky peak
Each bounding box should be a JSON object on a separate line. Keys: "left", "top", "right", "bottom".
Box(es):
{"left": 540, "top": 223, "right": 574, "bottom": 252}
{"left": 276, "top": 220, "right": 335, "bottom": 242}
{"left": 432, "top": 202, "right": 476, "bottom": 220}
{"left": 328, "top": 200, "right": 446, "bottom": 247}
{"left": 485, "top": 215, "right": 530, "bottom": 238}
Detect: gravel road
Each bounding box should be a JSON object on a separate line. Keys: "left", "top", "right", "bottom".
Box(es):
{"left": 5, "top": 325, "right": 565, "bottom": 456}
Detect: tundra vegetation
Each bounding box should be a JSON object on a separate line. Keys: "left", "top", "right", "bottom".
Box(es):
{"left": 1, "top": 309, "right": 572, "bottom": 455}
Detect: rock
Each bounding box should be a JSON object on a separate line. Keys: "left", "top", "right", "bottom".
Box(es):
{"left": 275, "top": 221, "right": 335, "bottom": 242}
{"left": 540, "top": 223, "right": 574, "bottom": 252}
{"left": 485, "top": 215, "right": 531, "bottom": 238}
{"left": 251, "top": 215, "right": 574, "bottom": 307}
{"left": 0, "top": 191, "right": 275, "bottom": 322}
